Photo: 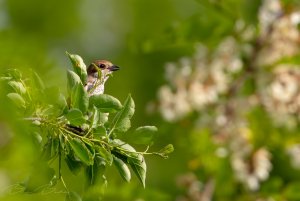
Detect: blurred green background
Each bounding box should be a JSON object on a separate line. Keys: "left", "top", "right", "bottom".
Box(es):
{"left": 1, "top": 0, "right": 300, "bottom": 200}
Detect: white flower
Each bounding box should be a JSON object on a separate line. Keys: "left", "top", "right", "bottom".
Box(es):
{"left": 231, "top": 136, "right": 272, "bottom": 191}
{"left": 264, "top": 65, "right": 300, "bottom": 116}
{"left": 270, "top": 67, "right": 299, "bottom": 103}
{"left": 259, "top": 0, "right": 282, "bottom": 36}
{"left": 287, "top": 144, "right": 300, "bottom": 169}
{"left": 158, "top": 37, "right": 242, "bottom": 121}
{"left": 158, "top": 85, "right": 191, "bottom": 122}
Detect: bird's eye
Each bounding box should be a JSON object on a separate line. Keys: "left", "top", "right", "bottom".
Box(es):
{"left": 99, "top": 64, "right": 106, "bottom": 68}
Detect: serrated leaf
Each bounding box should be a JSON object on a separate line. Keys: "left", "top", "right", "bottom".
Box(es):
{"left": 128, "top": 154, "right": 147, "bottom": 188}
{"left": 7, "top": 93, "right": 25, "bottom": 108}
{"left": 113, "top": 156, "right": 131, "bottom": 182}
{"left": 65, "top": 109, "right": 86, "bottom": 126}
{"left": 89, "top": 94, "right": 122, "bottom": 113}
{"left": 69, "top": 138, "right": 93, "bottom": 166}
{"left": 8, "top": 81, "right": 26, "bottom": 94}
{"left": 127, "top": 126, "right": 158, "bottom": 145}
{"left": 71, "top": 83, "right": 88, "bottom": 113}
{"left": 66, "top": 52, "right": 87, "bottom": 84}
{"left": 65, "top": 191, "right": 82, "bottom": 201}
{"left": 67, "top": 70, "right": 82, "bottom": 95}
{"left": 110, "top": 94, "right": 135, "bottom": 133}
{"left": 95, "top": 145, "right": 113, "bottom": 165}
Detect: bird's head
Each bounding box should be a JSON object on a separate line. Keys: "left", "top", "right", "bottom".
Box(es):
{"left": 87, "top": 60, "right": 120, "bottom": 78}
{"left": 86, "top": 60, "right": 120, "bottom": 95}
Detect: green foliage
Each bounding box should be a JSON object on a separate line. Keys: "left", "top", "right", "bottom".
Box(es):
{"left": 1, "top": 53, "right": 173, "bottom": 199}
{"left": 89, "top": 94, "right": 122, "bottom": 113}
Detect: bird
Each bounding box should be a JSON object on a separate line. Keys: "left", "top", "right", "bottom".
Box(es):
{"left": 85, "top": 60, "right": 120, "bottom": 96}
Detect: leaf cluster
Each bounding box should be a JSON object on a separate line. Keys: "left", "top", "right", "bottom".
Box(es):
{"left": 2, "top": 53, "right": 173, "bottom": 198}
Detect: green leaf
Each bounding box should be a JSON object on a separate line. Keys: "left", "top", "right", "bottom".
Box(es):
{"left": 112, "top": 139, "right": 135, "bottom": 152}
{"left": 95, "top": 145, "right": 113, "bottom": 166}
{"left": 24, "top": 162, "right": 55, "bottom": 193}
{"left": 51, "top": 137, "right": 59, "bottom": 158}
{"left": 7, "top": 93, "right": 25, "bottom": 108}
{"left": 112, "top": 140, "right": 146, "bottom": 187}
{"left": 65, "top": 191, "right": 82, "bottom": 201}
{"left": 8, "top": 81, "right": 26, "bottom": 94}
{"left": 94, "top": 126, "right": 106, "bottom": 138}
{"left": 89, "top": 94, "right": 122, "bottom": 113}
{"left": 159, "top": 144, "right": 174, "bottom": 154}
{"left": 99, "top": 112, "right": 109, "bottom": 125}
{"left": 67, "top": 70, "right": 82, "bottom": 95}
{"left": 127, "top": 126, "right": 158, "bottom": 145}
{"left": 7, "top": 69, "right": 22, "bottom": 80}
{"left": 65, "top": 154, "right": 82, "bottom": 175}
{"left": 90, "top": 106, "right": 99, "bottom": 129}
{"left": 113, "top": 156, "right": 131, "bottom": 182}
{"left": 32, "top": 70, "right": 45, "bottom": 91}
{"left": 66, "top": 52, "right": 87, "bottom": 84}
{"left": 128, "top": 154, "right": 147, "bottom": 188}
{"left": 71, "top": 83, "right": 88, "bottom": 113}
{"left": 65, "top": 109, "right": 86, "bottom": 126}
{"left": 85, "top": 156, "right": 106, "bottom": 186}
{"left": 156, "top": 144, "right": 174, "bottom": 159}
{"left": 110, "top": 94, "right": 135, "bottom": 133}
{"left": 69, "top": 138, "right": 93, "bottom": 166}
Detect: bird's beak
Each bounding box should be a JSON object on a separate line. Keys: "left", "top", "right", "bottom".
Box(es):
{"left": 108, "top": 65, "right": 120, "bottom": 71}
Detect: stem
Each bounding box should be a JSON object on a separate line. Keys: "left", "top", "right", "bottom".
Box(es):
{"left": 23, "top": 117, "right": 42, "bottom": 121}
{"left": 60, "top": 176, "right": 69, "bottom": 192}
{"left": 58, "top": 139, "right": 69, "bottom": 192}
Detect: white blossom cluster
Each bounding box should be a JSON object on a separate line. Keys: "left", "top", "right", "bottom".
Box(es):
{"left": 158, "top": 38, "right": 243, "bottom": 122}
{"left": 231, "top": 147, "right": 272, "bottom": 191}
{"left": 157, "top": 0, "right": 300, "bottom": 194}
{"left": 264, "top": 66, "right": 300, "bottom": 117}
{"left": 287, "top": 144, "right": 300, "bottom": 169}
{"left": 257, "top": 0, "right": 300, "bottom": 66}
{"left": 230, "top": 130, "right": 272, "bottom": 191}
{"left": 176, "top": 173, "right": 214, "bottom": 201}
{"left": 258, "top": 0, "right": 300, "bottom": 121}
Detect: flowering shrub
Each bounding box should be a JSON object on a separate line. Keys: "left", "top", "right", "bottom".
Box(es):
{"left": 157, "top": 0, "right": 300, "bottom": 200}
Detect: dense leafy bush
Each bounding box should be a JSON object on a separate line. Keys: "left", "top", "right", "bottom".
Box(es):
{"left": 2, "top": 53, "right": 173, "bottom": 200}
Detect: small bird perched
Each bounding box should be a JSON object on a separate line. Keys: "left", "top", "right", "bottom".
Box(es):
{"left": 85, "top": 60, "right": 120, "bottom": 96}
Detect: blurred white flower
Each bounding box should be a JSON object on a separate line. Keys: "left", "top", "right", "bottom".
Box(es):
{"left": 270, "top": 67, "right": 299, "bottom": 103}
{"left": 259, "top": 0, "right": 282, "bottom": 36}
{"left": 230, "top": 132, "right": 272, "bottom": 191}
{"left": 176, "top": 173, "right": 214, "bottom": 201}
{"left": 287, "top": 144, "right": 300, "bottom": 169}
{"left": 158, "top": 38, "right": 242, "bottom": 122}
{"left": 264, "top": 65, "right": 300, "bottom": 116}
{"left": 257, "top": 7, "right": 300, "bottom": 66}
{"left": 158, "top": 85, "right": 191, "bottom": 122}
